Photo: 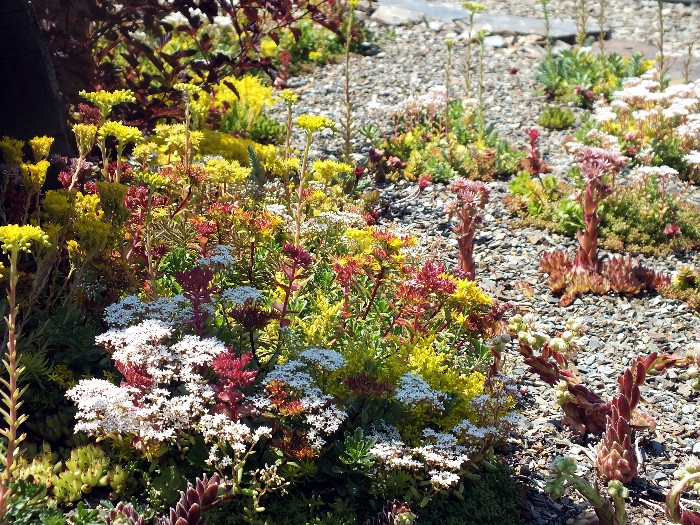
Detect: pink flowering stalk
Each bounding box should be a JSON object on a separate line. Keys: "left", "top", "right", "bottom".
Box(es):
{"left": 572, "top": 147, "right": 626, "bottom": 271}
{"left": 446, "top": 178, "right": 490, "bottom": 279}
{"left": 273, "top": 243, "right": 313, "bottom": 328}
{"left": 176, "top": 266, "right": 216, "bottom": 334}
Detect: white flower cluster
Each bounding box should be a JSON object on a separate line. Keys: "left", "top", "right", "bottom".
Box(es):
{"left": 298, "top": 348, "right": 347, "bottom": 371}
{"left": 198, "top": 244, "right": 237, "bottom": 269}
{"left": 220, "top": 286, "right": 265, "bottom": 306}
{"left": 686, "top": 151, "right": 700, "bottom": 166}
{"left": 301, "top": 211, "right": 365, "bottom": 236}
{"left": 68, "top": 320, "right": 227, "bottom": 443}
{"left": 369, "top": 86, "right": 448, "bottom": 121}
{"left": 394, "top": 372, "right": 445, "bottom": 411}
{"left": 103, "top": 294, "right": 192, "bottom": 327}
{"left": 264, "top": 357, "right": 347, "bottom": 450}
{"left": 593, "top": 74, "right": 700, "bottom": 158}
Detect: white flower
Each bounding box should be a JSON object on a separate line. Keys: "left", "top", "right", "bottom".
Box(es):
{"left": 685, "top": 151, "right": 700, "bottom": 166}
{"left": 428, "top": 469, "right": 461, "bottom": 489}
{"left": 395, "top": 373, "right": 445, "bottom": 410}
{"left": 220, "top": 286, "right": 264, "bottom": 305}
{"left": 104, "top": 295, "right": 146, "bottom": 326}
{"left": 298, "top": 348, "right": 347, "bottom": 371}
{"left": 198, "top": 245, "right": 237, "bottom": 268}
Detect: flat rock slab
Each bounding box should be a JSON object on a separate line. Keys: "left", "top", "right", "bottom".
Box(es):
{"left": 372, "top": 1, "right": 608, "bottom": 43}
{"left": 591, "top": 39, "right": 700, "bottom": 82}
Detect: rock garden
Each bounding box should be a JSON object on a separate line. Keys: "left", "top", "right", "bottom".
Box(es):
{"left": 1, "top": 0, "right": 700, "bottom": 523}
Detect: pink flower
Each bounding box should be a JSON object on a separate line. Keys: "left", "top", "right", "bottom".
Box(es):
{"left": 664, "top": 224, "right": 681, "bottom": 239}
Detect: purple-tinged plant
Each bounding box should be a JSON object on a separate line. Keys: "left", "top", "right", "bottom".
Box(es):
{"left": 573, "top": 147, "right": 626, "bottom": 271}
{"left": 176, "top": 266, "right": 216, "bottom": 334}
{"left": 160, "top": 473, "right": 226, "bottom": 525}
{"left": 446, "top": 178, "right": 490, "bottom": 279}
{"left": 595, "top": 395, "right": 637, "bottom": 484}
{"left": 522, "top": 127, "right": 551, "bottom": 179}
{"left": 105, "top": 502, "right": 148, "bottom": 525}
{"left": 507, "top": 314, "right": 685, "bottom": 435}
{"left": 273, "top": 243, "right": 313, "bottom": 328}
{"left": 363, "top": 500, "right": 415, "bottom": 525}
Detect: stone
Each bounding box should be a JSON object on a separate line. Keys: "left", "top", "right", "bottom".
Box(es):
{"left": 472, "top": 14, "right": 609, "bottom": 43}
{"left": 370, "top": 5, "right": 424, "bottom": 25}
{"left": 484, "top": 35, "right": 508, "bottom": 48}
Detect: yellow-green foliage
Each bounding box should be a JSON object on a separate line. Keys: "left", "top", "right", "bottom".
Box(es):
{"left": 14, "top": 443, "right": 128, "bottom": 504}
{"left": 297, "top": 291, "right": 343, "bottom": 346}
{"left": 200, "top": 129, "right": 276, "bottom": 166}
{"left": 407, "top": 337, "right": 484, "bottom": 429}
{"left": 214, "top": 75, "right": 276, "bottom": 132}
{"left": 0, "top": 136, "right": 24, "bottom": 166}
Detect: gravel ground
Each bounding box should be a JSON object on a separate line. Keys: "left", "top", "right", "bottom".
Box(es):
{"left": 275, "top": 2, "right": 700, "bottom": 523}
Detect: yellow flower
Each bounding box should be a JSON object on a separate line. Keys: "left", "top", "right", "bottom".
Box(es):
{"left": 452, "top": 278, "right": 492, "bottom": 307}
{"left": 312, "top": 160, "right": 352, "bottom": 183}
{"left": 29, "top": 136, "right": 54, "bottom": 162}
{"left": 72, "top": 124, "right": 98, "bottom": 158}
{"left": 205, "top": 157, "right": 251, "bottom": 185}
{"left": 308, "top": 51, "right": 324, "bottom": 62}
{"left": 20, "top": 160, "right": 50, "bottom": 194}
{"left": 0, "top": 225, "right": 49, "bottom": 254}
{"left": 297, "top": 114, "right": 335, "bottom": 134}
{"left": 0, "top": 136, "right": 24, "bottom": 166}
{"left": 280, "top": 90, "right": 299, "bottom": 106}
{"left": 260, "top": 38, "right": 278, "bottom": 58}
{"left": 462, "top": 1, "right": 486, "bottom": 12}
{"left": 98, "top": 121, "right": 142, "bottom": 146}
{"left": 74, "top": 192, "right": 103, "bottom": 221}
{"left": 80, "top": 89, "right": 136, "bottom": 119}
{"left": 345, "top": 228, "right": 374, "bottom": 254}
{"left": 132, "top": 142, "right": 159, "bottom": 167}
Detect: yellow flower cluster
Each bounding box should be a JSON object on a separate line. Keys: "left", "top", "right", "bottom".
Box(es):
{"left": 312, "top": 160, "right": 353, "bottom": 183}
{"left": 451, "top": 278, "right": 492, "bottom": 307}
{"left": 73, "top": 124, "right": 98, "bottom": 158}
{"left": 0, "top": 136, "right": 24, "bottom": 166}
{"left": 152, "top": 124, "right": 203, "bottom": 163}
{"left": 200, "top": 129, "right": 276, "bottom": 166}
{"left": 260, "top": 38, "right": 278, "bottom": 58}
{"left": 0, "top": 224, "right": 49, "bottom": 254}
{"left": 98, "top": 121, "right": 142, "bottom": 146}
{"left": 214, "top": 75, "right": 275, "bottom": 131}
{"left": 462, "top": 1, "right": 486, "bottom": 12}
{"left": 297, "top": 114, "right": 335, "bottom": 133}
{"left": 280, "top": 90, "right": 299, "bottom": 106}
{"left": 29, "top": 136, "right": 54, "bottom": 162}
{"left": 407, "top": 339, "right": 485, "bottom": 428}
{"left": 205, "top": 157, "right": 251, "bottom": 185}
{"left": 20, "top": 160, "right": 50, "bottom": 194}
{"left": 80, "top": 89, "right": 136, "bottom": 119}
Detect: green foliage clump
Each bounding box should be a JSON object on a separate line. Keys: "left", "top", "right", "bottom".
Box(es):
{"left": 661, "top": 267, "right": 700, "bottom": 310}
{"left": 539, "top": 105, "right": 576, "bottom": 130}
{"left": 415, "top": 463, "right": 524, "bottom": 525}
{"left": 507, "top": 168, "right": 700, "bottom": 257}
{"left": 536, "top": 49, "right": 651, "bottom": 105}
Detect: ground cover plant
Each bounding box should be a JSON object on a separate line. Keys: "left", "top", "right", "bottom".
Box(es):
{"left": 507, "top": 128, "right": 700, "bottom": 258}
{"left": 0, "top": 77, "right": 525, "bottom": 522}
{"left": 536, "top": 49, "right": 651, "bottom": 108}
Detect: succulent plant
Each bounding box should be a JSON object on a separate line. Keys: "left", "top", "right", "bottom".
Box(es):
{"left": 105, "top": 502, "right": 148, "bottom": 525}
{"left": 508, "top": 314, "right": 685, "bottom": 435}
{"left": 160, "top": 473, "right": 224, "bottom": 525}
{"left": 546, "top": 457, "right": 628, "bottom": 525}
{"left": 363, "top": 500, "right": 415, "bottom": 525}
{"left": 667, "top": 460, "right": 700, "bottom": 524}
{"left": 595, "top": 395, "right": 637, "bottom": 484}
